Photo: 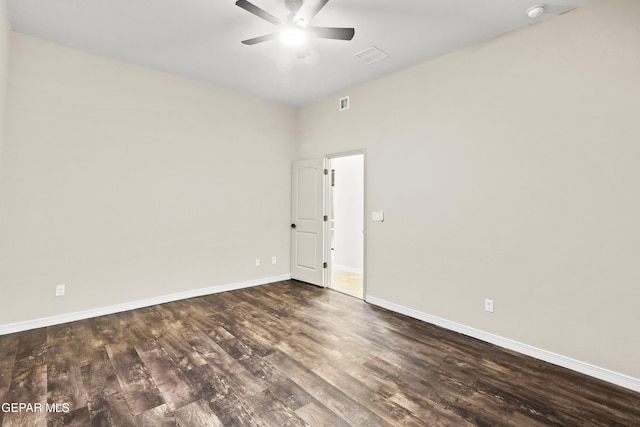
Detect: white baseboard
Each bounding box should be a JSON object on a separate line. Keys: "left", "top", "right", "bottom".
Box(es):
{"left": 365, "top": 296, "right": 640, "bottom": 394}
{"left": 0, "top": 274, "right": 291, "bottom": 336}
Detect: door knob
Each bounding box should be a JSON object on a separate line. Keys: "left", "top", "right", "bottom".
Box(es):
{"left": 291, "top": 224, "right": 297, "bottom": 228}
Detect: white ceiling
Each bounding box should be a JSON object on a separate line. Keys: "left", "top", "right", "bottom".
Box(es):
{"left": 6, "top": 0, "right": 591, "bottom": 106}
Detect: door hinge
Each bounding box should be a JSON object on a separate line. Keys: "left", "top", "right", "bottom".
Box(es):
{"left": 324, "top": 168, "right": 328, "bottom": 175}
{"left": 324, "top": 215, "right": 328, "bottom": 221}
{"left": 323, "top": 262, "right": 328, "bottom": 269}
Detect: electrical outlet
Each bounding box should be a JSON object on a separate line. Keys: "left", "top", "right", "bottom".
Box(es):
{"left": 255, "top": 258, "right": 260, "bottom": 267}
{"left": 56, "top": 284, "right": 66, "bottom": 297}
{"left": 272, "top": 256, "right": 277, "bottom": 265}
{"left": 484, "top": 298, "right": 494, "bottom": 313}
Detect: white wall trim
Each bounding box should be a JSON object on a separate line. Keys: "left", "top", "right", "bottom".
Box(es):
{"left": 0, "top": 274, "right": 291, "bottom": 336}
{"left": 366, "top": 296, "right": 640, "bottom": 393}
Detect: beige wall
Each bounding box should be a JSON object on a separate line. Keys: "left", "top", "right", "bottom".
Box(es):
{"left": 0, "top": 0, "right": 10, "bottom": 186}
{"left": 298, "top": 0, "right": 640, "bottom": 379}
{"left": 0, "top": 34, "right": 296, "bottom": 325}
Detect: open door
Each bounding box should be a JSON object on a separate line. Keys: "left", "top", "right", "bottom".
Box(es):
{"left": 291, "top": 158, "right": 327, "bottom": 287}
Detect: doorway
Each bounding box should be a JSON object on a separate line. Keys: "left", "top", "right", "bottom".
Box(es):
{"left": 328, "top": 154, "right": 364, "bottom": 299}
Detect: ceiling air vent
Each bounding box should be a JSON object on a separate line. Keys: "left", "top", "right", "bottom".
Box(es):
{"left": 355, "top": 46, "right": 389, "bottom": 64}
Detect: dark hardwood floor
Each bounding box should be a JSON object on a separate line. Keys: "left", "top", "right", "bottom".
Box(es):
{"left": 1, "top": 280, "right": 639, "bottom": 426}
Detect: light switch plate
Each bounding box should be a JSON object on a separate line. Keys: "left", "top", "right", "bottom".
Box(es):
{"left": 485, "top": 299, "right": 494, "bottom": 313}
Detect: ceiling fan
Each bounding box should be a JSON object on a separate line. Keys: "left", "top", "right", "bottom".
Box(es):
{"left": 235, "top": 0, "right": 355, "bottom": 58}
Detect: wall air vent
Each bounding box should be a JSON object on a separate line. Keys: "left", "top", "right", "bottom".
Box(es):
{"left": 355, "top": 46, "right": 389, "bottom": 64}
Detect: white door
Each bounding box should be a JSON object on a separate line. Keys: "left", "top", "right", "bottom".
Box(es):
{"left": 291, "top": 158, "right": 327, "bottom": 287}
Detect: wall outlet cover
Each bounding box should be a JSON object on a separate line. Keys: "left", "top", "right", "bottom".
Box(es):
{"left": 56, "top": 284, "right": 66, "bottom": 297}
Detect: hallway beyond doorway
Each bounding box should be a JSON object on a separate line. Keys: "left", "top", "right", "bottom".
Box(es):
{"left": 327, "top": 153, "right": 364, "bottom": 299}
{"left": 330, "top": 268, "right": 363, "bottom": 299}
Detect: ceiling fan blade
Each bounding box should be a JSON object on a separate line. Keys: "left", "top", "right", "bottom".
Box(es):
{"left": 304, "top": 0, "right": 330, "bottom": 20}
{"left": 293, "top": 0, "right": 329, "bottom": 25}
{"left": 241, "top": 33, "right": 279, "bottom": 45}
{"left": 307, "top": 27, "right": 355, "bottom": 41}
{"left": 235, "top": 0, "right": 284, "bottom": 26}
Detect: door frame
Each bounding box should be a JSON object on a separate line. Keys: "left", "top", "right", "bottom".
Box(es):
{"left": 325, "top": 149, "right": 367, "bottom": 298}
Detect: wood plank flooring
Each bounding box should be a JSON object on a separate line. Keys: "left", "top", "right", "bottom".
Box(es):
{"left": 1, "top": 280, "right": 639, "bottom": 426}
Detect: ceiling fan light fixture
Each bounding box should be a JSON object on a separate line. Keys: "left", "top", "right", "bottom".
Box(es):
{"left": 279, "top": 26, "right": 307, "bottom": 46}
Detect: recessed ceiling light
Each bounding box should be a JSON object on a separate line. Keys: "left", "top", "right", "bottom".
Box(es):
{"left": 280, "top": 27, "right": 307, "bottom": 46}
{"left": 527, "top": 5, "right": 545, "bottom": 18}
